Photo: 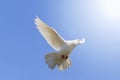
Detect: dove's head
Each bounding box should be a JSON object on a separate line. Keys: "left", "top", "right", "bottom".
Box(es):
{"left": 74, "top": 38, "right": 85, "bottom": 46}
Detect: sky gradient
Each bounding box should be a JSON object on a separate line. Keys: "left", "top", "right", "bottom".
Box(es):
{"left": 0, "top": 0, "right": 120, "bottom": 80}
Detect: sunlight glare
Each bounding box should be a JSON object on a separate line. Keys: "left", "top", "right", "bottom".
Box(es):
{"left": 102, "top": 0, "right": 120, "bottom": 18}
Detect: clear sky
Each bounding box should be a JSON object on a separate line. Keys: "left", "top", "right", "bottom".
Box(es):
{"left": 0, "top": 0, "right": 120, "bottom": 80}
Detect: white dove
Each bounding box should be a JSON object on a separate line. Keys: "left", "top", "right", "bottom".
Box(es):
{"left": 35, "top": 16, "right": 85, "bottom": 71}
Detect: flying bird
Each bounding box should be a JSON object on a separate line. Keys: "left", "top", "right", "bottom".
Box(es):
{"left": 34, "top": 16, "right": 85, "bottom": 70}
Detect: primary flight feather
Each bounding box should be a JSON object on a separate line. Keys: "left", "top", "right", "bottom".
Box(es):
{"left": 35, "top": 16, "right": 85, "bottom": 70}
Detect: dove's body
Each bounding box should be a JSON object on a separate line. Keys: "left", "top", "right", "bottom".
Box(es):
{"left": 35, "top": 16, "right": 85, "bottom": 70}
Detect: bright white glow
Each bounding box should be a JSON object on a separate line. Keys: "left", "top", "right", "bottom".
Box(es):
{"left": 102, "top": 0, "right": 120, "bottom": 18}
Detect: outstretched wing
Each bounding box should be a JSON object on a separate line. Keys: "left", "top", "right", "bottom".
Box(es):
{"left": 35, "top": 16, "right": 65, "bottom": 51}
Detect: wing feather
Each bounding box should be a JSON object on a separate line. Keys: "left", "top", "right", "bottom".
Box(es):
{"left": 34, "top": 16, "right": 65, "bottom": 50}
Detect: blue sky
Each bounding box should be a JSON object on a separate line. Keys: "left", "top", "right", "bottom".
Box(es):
{"left": 0, "top": 0, "right": 120, "bottom": 80}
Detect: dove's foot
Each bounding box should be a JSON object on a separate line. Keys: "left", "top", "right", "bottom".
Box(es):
{"left": 61, "top": 55, "right": 68, "bottom": 60}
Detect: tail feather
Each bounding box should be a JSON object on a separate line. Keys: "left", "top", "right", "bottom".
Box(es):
{"left": 57, "top": 58, "right": 72, "bottom": 70}
{"left": 45, "top": 52, "right": 72, "bottom": 70}
{"left": 45, "top": 52, "right": 58, "bottom": 69}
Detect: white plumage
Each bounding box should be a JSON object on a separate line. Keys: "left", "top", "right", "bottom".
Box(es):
{"left": 35, "top": 16, "right": 85, "bottom": 70}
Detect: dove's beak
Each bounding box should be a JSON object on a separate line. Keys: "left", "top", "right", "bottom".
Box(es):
{"left": 79, "top": 38, "right": 85, "bottom": 44}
